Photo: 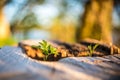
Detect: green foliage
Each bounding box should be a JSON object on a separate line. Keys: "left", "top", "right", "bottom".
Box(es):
{"left": 0, "top": 38, "right": 16, "bottom": 47}
{"left": 87, "top": 44, "right": 99, "bottom": 56}
{"left": 32, "top": 40, "right": 58, "bottom": 60}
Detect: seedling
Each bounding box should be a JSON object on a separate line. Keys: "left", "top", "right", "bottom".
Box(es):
{"left": 87, "top": 44, "right": 99, "bottom": 56}
{"left": 32, "top": 40, "right": 58, "bottom": 60}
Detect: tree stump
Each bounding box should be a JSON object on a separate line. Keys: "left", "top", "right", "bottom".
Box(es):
{"left": 0, "top": 39, "right": 120, "bottom": 80}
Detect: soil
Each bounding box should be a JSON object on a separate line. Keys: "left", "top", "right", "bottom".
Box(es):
{"left": 19, "top": 39, "right": 120, "bottom": 61}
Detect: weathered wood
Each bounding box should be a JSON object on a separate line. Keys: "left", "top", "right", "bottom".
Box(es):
{"left": 19, "top": 39, "right": 120, "bottom": 61}
{"left": 0, "top": 46, "right": 120, "bottom": 80}
{"left": 80, "top": 38, "right": 120, "bottom": 55}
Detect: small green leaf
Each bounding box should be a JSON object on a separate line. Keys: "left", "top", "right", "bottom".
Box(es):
{"left": 87, "top": 44, "right": 99, "bottom": 57}
{"left": 93, "top": 44, "right": 99, "bottom": 50}
{"left": 32, "top": 40, "right": 58, "bottom": 61}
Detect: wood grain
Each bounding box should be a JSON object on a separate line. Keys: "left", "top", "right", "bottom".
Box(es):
{"left": 0, "top": 46, "right": 120, "bottom": 80}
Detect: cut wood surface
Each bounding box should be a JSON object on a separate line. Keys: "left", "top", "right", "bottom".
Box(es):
{"left": 0, "top": 40, "right": 120, "bottom": 80}
{"left": 19, "top": 39, "right": 120, "bottom": 61}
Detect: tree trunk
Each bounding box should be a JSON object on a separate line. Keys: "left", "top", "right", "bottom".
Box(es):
{"left": 99, "top": 0, "right": 113, "bottom": 43}
{"left": 77, "top": 0, "right": 113, "bottom": 43}
{"left": 0, "top": 7, "right": 11, "bottom": 39}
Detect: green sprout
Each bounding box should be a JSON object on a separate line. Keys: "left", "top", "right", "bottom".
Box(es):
{"left": 32, "top": 40, "right": 58, "bottom": 60}
{"left": 87, "top": 44, "right": 99, "bottom": 56}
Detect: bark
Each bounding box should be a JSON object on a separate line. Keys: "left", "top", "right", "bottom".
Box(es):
{"left": 0, "top": 7, "right": 11, "bottom": 39}
{"left": 78, "top": 0, "right": 113, "bottom": 43}
{"left": 99, "top": 0, "right": 113, "bottom": 43}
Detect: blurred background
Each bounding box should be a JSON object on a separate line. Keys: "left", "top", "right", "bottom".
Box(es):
{"left": 0, "top": 0, "right": 120, "bottom": 47}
